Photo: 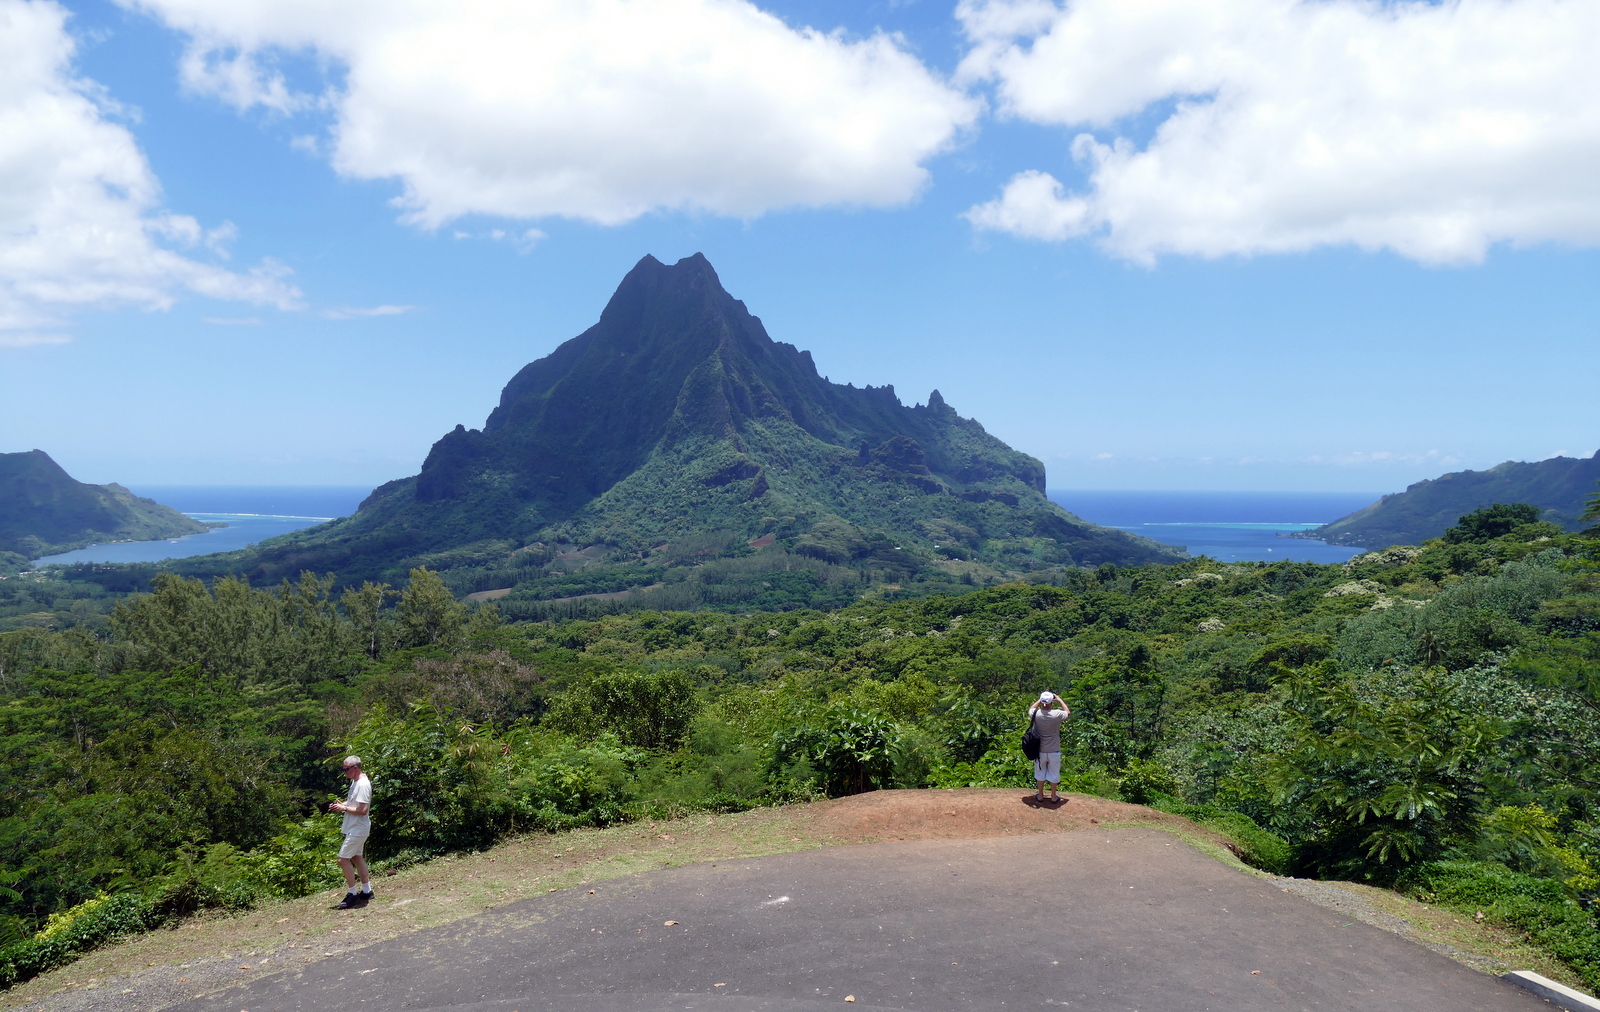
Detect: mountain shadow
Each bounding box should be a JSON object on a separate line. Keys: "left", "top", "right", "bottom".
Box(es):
{"left": 213, "top": 254, "right": 1182, "bottom": 586}
{"left": 1306, "top": 450, "right": 1600, "bottom": 549}
{"left": 0, "top": 450, "right": 208, "bottom": 562}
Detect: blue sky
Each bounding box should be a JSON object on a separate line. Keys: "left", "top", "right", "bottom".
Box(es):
{"left": 1, "top": 0, "right": 1596, "bottom": 495}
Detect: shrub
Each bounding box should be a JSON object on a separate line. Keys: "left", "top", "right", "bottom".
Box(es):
{"left": 338, "top": 705, "right": 643, "bottom": 853}
{"left": 1408, "top": 861, "right": 1600, "bottom": 990}
{"left": 239, "top": 819, "right": 346, "bottom": 899}
{"left": 502, "top": 729, "right": 637, "bottom": 831}
{"left": 0, "top": 893, "right": 159, "bottom": 989}
{"left": 542, "top": 668, "right": 700, "bottom": 750}
{"left": 771, "top": 710, "right": 901, "bottom": 796}
{"left": 926, "top": 749, "right": 1033, "bottom": 789}
{"left": 1147, "top": 798, "right": 1292, "bottom": 875}
{"left": 925, "top": 748, "right": 1118, "bottom": 795}
{"left": 1117, "top": 758, "right": 1182, "bottom": 805}
{"left": 154, "top": 843, "right": 261, "bottom": 914}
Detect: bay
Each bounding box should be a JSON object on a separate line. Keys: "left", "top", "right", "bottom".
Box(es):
{"left": 33, "top": 513, "right": 333, "bottom": 566}
{"left": 32, "top": 485, "right": 1384, "bottom": 568}
{"left": 1048, "top": 489, "right": 1380, "bottom": 564}
{"left": 31, "top": 486, "right": 374, "bottom": 566}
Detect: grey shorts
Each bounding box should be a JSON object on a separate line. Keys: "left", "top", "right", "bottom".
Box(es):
{"left": 338, "top": 834, "right": 368, "bottom": 859}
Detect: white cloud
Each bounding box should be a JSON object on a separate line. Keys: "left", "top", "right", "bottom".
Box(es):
{"left": 0, "top": 0, "right": 300, "bottom": 344}
{"left": 1309, "top": 449, "right": 1463, "bottom": 468}
{"left": 319, "top": 304, "right": 416, "bottom": 320}
{"left": 128, "top": 0, "right": 980, "bottom": 228}
{"left": 0, "top": 332, "right": 71, "bottom": 348}
{"left": 959, "top": 0, "right": 1600, "bottom": 264}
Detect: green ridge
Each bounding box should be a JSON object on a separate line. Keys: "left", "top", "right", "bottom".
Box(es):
{"left": 1305, "top": 452, "right": 1600, "bottom": 550}
{"left": 0, "top": 450, "right": 207, "bottom": 563}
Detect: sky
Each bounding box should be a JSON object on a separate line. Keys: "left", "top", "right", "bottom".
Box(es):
{"left": 0, "top": 0, "right": 1596, "bottom": 496}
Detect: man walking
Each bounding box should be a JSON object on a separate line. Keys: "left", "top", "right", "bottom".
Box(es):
{"left": 329, "top": 755, "right": 373, "bottom": 909}
{"left": 1028, "top": 692, "right": 1071, "bottom": 804}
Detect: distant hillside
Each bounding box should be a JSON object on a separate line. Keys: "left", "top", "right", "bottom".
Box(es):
{"left": 0, "top": 450, "right": 208, "bottom": 561}
{"left": 204, "top": 254, "right": 1181, "bottom": 590}
{"left": 1304, "top": 451, "right": 1600, "bottom": 549}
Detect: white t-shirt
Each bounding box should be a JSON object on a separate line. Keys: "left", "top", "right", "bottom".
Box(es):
{"left": 342, "top": 774, "right": 372, "bottom": 836}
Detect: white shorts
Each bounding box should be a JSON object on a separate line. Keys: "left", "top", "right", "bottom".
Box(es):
{"left": 338, "top": 834, "right": 368, "bottom": 859}
{"left": 1034, "top": 752, "right": 1062, "bottom": 784}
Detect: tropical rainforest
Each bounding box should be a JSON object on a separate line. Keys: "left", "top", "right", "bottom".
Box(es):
{"left": 3, "top": 502, "right": 1600, "bottom": 989}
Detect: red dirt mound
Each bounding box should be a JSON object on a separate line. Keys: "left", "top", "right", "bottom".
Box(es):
{"left": 808, "top": 788, "right": 1198, "bottom": 844}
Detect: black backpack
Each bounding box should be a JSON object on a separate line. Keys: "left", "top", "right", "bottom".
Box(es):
{"left": 1021, "top": 713, "right": 1041, "bottom": 761}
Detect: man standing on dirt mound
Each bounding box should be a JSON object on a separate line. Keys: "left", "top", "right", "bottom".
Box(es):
{"left": 1029, "top": 692, "right": 1070, "bottom": 804}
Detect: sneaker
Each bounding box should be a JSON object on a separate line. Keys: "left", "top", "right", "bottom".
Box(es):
{"left": 334, "top": 892, "right": 362, "bottom": 909}
{"left": 357, "top": 888, "right": 373, "bottom": 906}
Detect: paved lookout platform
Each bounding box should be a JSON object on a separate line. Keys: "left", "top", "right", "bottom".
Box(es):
{"left": 173, "top": 826, "right": 1546, "bottom": 1012}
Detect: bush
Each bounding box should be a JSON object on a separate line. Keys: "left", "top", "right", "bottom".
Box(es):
{"left": 925, "top": 747, "right": 1118, "bottom": 795}
{"left": 0, "top": 893, "right": 159, "bottom": 989}
{"left": 502, "top": 729, "right": 637, "bottom": 831}
{"left": 239, "top": 819, "right": 346, "bottom": 899}
{"left": 339, "top": 705, "right": 643, "bottom": 854}
{"left": 637, "top": 718, "right": 771, "bottom": 811}
{"left": 1408, "top": 861, "right": 1600, "bottom": 990}
{"left": 1147, "top": 798, "right": 1292, "bottom": 875}
{"left": 542, "top": 668, "right": 700, "bottom": 751}
{"left": 771, "top": 710, "right": 901, "bottom": 797}
{"left": 1117, "top": 758, "right": 1182, "bottom": 805}
{"left": 154, "top": 843, "right": 261, "bottom": 914}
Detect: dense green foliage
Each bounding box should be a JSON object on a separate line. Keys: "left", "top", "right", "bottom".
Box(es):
{"left": 3, "top": 514, "right": 1600, "bottom": 988}
{"left": 0, "top": 450, "right": 207, "bottom": 560}
{"left": 1307, "top": 452, "right": 1600, "bottom": 549}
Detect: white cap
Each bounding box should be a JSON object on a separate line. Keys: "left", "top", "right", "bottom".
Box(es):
{"left": 1038, "top": 692, "right": 1056, "bottom": 704}
{"left": 343, "top": 755, "right": 362, "bottom": 768}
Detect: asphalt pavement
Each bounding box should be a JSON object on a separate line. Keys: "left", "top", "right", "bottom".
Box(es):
{"left": 172, "top": 825, "right": 1547, "bottom": 1012}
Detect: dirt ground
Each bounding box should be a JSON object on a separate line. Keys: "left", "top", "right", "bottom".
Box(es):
{"left": 6, "top": 789, "right": 1581, "bottom": 1012}
{"left": 808, "top": 788, "right": 1199, "bottom": 841}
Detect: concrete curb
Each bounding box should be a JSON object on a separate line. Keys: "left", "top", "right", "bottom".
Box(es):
{"left": 1505, "top": 971, "right": 1600, "bottom": 1011}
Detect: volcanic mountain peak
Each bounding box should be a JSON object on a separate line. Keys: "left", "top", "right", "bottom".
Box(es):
{"left": 223, "top": 254, "right": 1182, "bottom": 584}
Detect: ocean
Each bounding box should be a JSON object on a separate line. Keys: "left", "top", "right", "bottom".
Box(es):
{"left": 31, "top": 485, "right": 372, "bottom": 567}
{"left": 32, "top": 486, "right": 1379, "bottom": 567}
{"left": 1048, "top": 490, "right": 1379, "bottom": 563}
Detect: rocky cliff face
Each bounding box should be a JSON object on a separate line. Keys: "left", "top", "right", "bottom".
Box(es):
{"left": 1308, "top": 450, "right": 1600, "bottom": 549}
{"left": 0, "top": 450, "right": 207, "bottom": 559}
{"left": 234, "top": 254, "right": 1181, "bottom": 583}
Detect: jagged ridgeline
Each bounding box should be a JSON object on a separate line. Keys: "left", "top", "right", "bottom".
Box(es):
{"left": 219, "top": 254, "right": 1180, "bottom": 587}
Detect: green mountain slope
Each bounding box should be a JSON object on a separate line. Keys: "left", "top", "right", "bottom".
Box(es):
{"left": 1306, "top": 451, "right": 1600, "bottom": 549}
{"left": 220, "top": 254, "right": 1180, "bottom": 586}
{"left": 0, "top": 450, "right": 208, "bottom": 560}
